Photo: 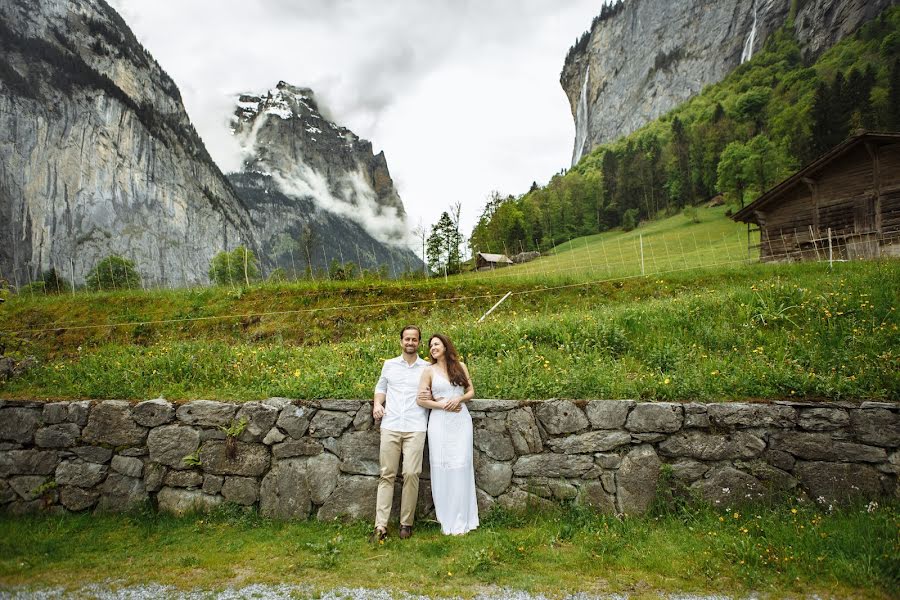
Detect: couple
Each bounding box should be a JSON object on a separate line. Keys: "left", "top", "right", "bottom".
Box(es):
{"left": 371, "top": 325, "right": 479, "bottom": 540}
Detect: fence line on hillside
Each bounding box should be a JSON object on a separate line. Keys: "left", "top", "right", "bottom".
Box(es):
{"left": 3, "top": 231, "right": 897, "bottom": 338}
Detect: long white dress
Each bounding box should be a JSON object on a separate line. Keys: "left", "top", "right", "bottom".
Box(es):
{"left": 428, "top": 371, "right": 479, "bottom": 535}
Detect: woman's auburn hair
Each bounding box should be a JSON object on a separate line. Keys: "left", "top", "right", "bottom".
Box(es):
{"left": 428, "top": 333, "right": 468, "bottom": 388}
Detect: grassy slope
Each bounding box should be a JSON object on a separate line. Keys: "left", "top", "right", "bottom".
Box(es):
{"left": 0, "top": 502, "right": 896, "bottom": 598}
{"left": 0, "top": 208, "right": 897, "bottom": 402}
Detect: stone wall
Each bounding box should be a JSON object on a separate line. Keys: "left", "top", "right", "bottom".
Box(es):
{"left": 1, "top": 398, "right": 897, "bottom": 518}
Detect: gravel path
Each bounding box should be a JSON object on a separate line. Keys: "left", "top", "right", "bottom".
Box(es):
{"left": 0, "top": 584, "right": 748, "bottom": 600}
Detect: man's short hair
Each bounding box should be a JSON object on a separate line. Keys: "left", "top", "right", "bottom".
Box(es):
{"left": 400, "top": 325, "right": 421, "bottom": 340}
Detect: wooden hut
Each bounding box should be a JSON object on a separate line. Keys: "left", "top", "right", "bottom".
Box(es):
{"left": 731, "top": 131, "right": 900, "bottom": 261}
{"left": 475, "top": 252, "right": 514, "bottom": 271}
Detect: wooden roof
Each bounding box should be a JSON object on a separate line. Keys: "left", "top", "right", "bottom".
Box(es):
{"left": 732, "top": 131, "right": 900, "bottom": 223}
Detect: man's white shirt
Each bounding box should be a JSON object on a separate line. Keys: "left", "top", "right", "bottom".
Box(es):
{"left": 375, "top": 355, "right": 430, "bottom": 432}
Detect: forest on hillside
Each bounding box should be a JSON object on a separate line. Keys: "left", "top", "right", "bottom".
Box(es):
{"left": 468, "top": 7, "right": 900, "bottom": 259}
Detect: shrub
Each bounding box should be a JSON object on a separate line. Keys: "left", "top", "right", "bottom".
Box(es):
{"left": 622, "top": 208, "right": 639, "bottom": 232}
{"left": 682, "top": 206, "right": 700, "bottom": 223}
{"left": 209, "top": 246, "right": 258, "bottom": 286}
{"left": 86, "top": 256, "right": 141, "bottom": 291}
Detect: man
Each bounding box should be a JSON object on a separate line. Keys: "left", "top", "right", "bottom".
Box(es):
{"left": 371, "top": 325, "right": 429, "bottom": 541}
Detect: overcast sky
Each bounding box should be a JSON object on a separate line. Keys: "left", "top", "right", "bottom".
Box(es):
{"left": 109, "top": 0, "right": 604, "bottom": 238}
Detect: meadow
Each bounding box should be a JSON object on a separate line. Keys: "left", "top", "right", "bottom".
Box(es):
{"left": 0, "top": 207, "right": 897, "bottom": 402}
{"left": 0, "top": 499, "right": 896, "bottom": 598}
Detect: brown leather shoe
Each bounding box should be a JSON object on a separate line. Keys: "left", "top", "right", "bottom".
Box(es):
{"left": 399, "top": 525, "right": 413, "bottom": 539}
{"left": 369, "top": 526, "right": 388, "bottom": 543}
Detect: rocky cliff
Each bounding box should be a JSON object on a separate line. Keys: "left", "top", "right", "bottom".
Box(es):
{"left": 229, "top": 82, "right": 421, "bottom": 275}
{"left": 562, "top": 0, "right": 893, "bottom": 165}
{"left": 0, "top": 0, "right": 258, "bottom": 287}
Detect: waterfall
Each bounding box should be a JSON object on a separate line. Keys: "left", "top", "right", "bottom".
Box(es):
{"left": 741, "top": 0, "right": 758, "bottom": 64}
{"left": 571, "top": 67, "right": 590, "bottom": 166}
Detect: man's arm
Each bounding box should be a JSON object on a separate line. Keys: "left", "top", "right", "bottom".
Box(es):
{"left": 373, "top": 363, "right": 389, "bottom": 420}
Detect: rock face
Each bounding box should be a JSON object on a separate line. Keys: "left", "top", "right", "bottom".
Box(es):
{"left": 1, "top": 398, "right": 896, "bottom": 518}
{"left": 228, "top": 82, "right": 422, "bottom": 276}
{"left": 561, "top": 0, "right": 892, "bottom": 164}
{"left": 0, "top": 0, "right": 258, "bottom": 286}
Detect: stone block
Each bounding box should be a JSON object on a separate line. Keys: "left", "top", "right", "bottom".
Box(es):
{"left": 707, "top": 403, "right": 796, "bottom": 429}
{"left": 352, "top": 405, "right": 374, "bottom": 431}
{"left": 474, "top": 455, "right": 512, "bottom": 496}
{"left": 111, "top": 455, "right": 143, "bottom": 478}
{"left": 473, "top": 429, "right": 515, "bottom": 461}
{"left": 625, "top": 403, "right": 682, "bottom": 433}
{"left": 318, "top": 400, "right": 362, "bottom": 411}
{"left": 55, "top": 460, "right": 107, "bottom": 488}
{"left": 73, "top": 446, "right": 112, "bottom": 464}
{"left": 262, "top": 427, "right": 286, "bottom": 445}
{"left": 273, "top": 438, "right": 323, "bottom": 459}
{"left": 690, "top": 467, "right": 765, "bottom": 505}
{"left": 203, "top": 474, "right": 224, "bottom": 494}
{"left": 850, "top": 408, "right": 900, "bottom": 447}
{"left": 42, "top": 403, "right": 69, "bottom": 425}
{"left": 769, "top": 432, "right": 887, "bottom": 463}
{"left": 585, "top": 400, "right": 634, "bottom": 429}
{"left": 276, "top": 404, "right": 315, "bottom": 439}
{"left": 670, "top": 458, "right": 709, "bottom": 482}
{"left": 683, "top": 403, "right": 710, "bottom": 428}
{"left": 82, "top": 401, "right": 147, "bottom": 447}
{"left": 512, "top": 454, "right": 594, "bottom": 478}
{"left": 506, "top": 406, "right": 543, "bottom": 455}
{"left": 157, "top": 487, "right": 222, "bottom": 515}
{"left": 9, "top": 475, "right": 50, "bottom": 501}
{"left": 549, "top": 480, "right": 578, "bottom": 500}
{"left": 222, "top": 476, "right": 259, "bottom": 505}
{"left": 147, "top": 425, "right": 201, "bottom": 469}
{"left": 68, "top": 401, "right": 91, "bottom": 426}
{"left": 798, "top": 407, "right": 849, "bottom": 431}
{"left": 96, "top": 473, "right": 147, "bottom": 512}
{"left": 235, "top": 402, "right": 280, "bottom": 442}
{"left": 575, "top": 481, "right": 616, "bottom": 514}
{"left": 133, "top": 399, "right": 175, "bottom": 427}
{"left": 658, "top": 431, "right": 765, "bottom": 461}
{"left": 497, "top": 488, "right": 554, "bottom": 511}
{"left": 0, "top": 450, "right": 59, "bottom": 477}
{"left": 534, "top": 400, "right": 589, "bottom": 435}
{"left": 144, "top": 462, "right": 166, "bottom": 492}
{"left": 307, "top": 452, "right": 341, "bottom": 505}
{"left": 308, "top": 410, "right": 353, "bottom": 438}
{"left": 0, "top": 480, "right": 16, "bottom": 504}
{"left": 163, "top": 470, "right": 203, "bottom": 488}
{"left": 546, "top": 430, "right": 631, "bottom": 454}
{"left": 175, "top": 400, "right": 237, "bottom": 427}
{"left": 793, "top": 461, "right": 884, "bottom": 504}
{"left": 336, "top": 430, "right": 380, "bottom": 475}
{"left": 316, "top": 475, "right": 376, "bottom": 521}
{"left": 60, "top": 486, "right": 99, "bottom": 511}
{"left": 595, "top": 453, "right": 622, "bottom": 469}
{"left": 468, "top": 399, "right": 521, "bottom": 412}
{"left": 0, "top": 407, "right": 41, "bottom": 443}
{"left": 476, "top": 488, "right": 495, "bottom": 514}
{"left": 260, "top": 458, "right": 312, "bottom": 519}
{"left": 199, "top": 441, "right": 270, "bottom": 476}
{"left": 34, "top": 423, "right": 81, "bottom": 448}
{"left": 616, "top": 445, "right": 661, "bottom": 515}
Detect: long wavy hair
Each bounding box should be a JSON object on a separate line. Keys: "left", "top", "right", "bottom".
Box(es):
{"left": 428, "top": 333, "right": 468, "bottom": 388}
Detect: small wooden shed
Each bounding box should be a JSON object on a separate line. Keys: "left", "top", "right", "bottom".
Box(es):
{"left": 732, "top": 131, "right": 900, "bottom": 261}
{"left": 475, "top": 252, "right": 514, "bottom": 271}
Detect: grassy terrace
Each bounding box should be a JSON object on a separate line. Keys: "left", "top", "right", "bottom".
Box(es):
{"left": 0, "top": 208, "right": 897, "bottom": 402}
{"left": 1, "top": 501, "right": 896, "bottom": 598}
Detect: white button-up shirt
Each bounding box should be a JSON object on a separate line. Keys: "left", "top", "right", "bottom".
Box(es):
{"left": 375, "top": 355, "right": 430, "bottom": 432}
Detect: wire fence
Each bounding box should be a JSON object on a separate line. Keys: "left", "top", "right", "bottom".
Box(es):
{"left": 2, "top": 227, "right": 897, "bottom": 338}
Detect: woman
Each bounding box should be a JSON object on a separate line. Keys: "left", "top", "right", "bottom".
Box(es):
{"left": 416, "top": 333, "right": 478, "bottom": 535}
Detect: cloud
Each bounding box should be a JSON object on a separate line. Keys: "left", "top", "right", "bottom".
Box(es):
{"left": 109, "top": 0, "right": 605, "bottom": 234}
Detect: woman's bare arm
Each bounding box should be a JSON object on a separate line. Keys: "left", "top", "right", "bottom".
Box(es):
{"left": 416, "top": 368, "right": 447, "bottom": 410}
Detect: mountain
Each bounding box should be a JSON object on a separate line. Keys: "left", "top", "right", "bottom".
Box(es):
{"left": 229, "top": 82, "right": 421, "bottom": 276}
{"left": 562, "top": 0, "right": 893, "bottom": 165}
{"left": 0, "top": 0, "right": 258, "bottom": 287}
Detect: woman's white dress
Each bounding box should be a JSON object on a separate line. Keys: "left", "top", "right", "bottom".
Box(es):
{"left": 428, "top": 371, "right": 479, "bottom": 535}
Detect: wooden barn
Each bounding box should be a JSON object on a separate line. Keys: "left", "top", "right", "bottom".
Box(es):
{"left": 732, "top": 131, "right": 900, "bottom": 261}
{"left": 475, "top": 252, "right": 514, "bottom": 271}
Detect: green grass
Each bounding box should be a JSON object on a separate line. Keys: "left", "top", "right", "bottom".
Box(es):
{"left": 0, "top": 501, "right": 896, "bottom": 597}
{"left": 1, "top": 208, "right": 897, "bottom": 402}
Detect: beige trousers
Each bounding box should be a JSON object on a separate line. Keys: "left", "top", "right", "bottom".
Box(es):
{"left": 375, "top": 428, "right": 427, "bottom": 528}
